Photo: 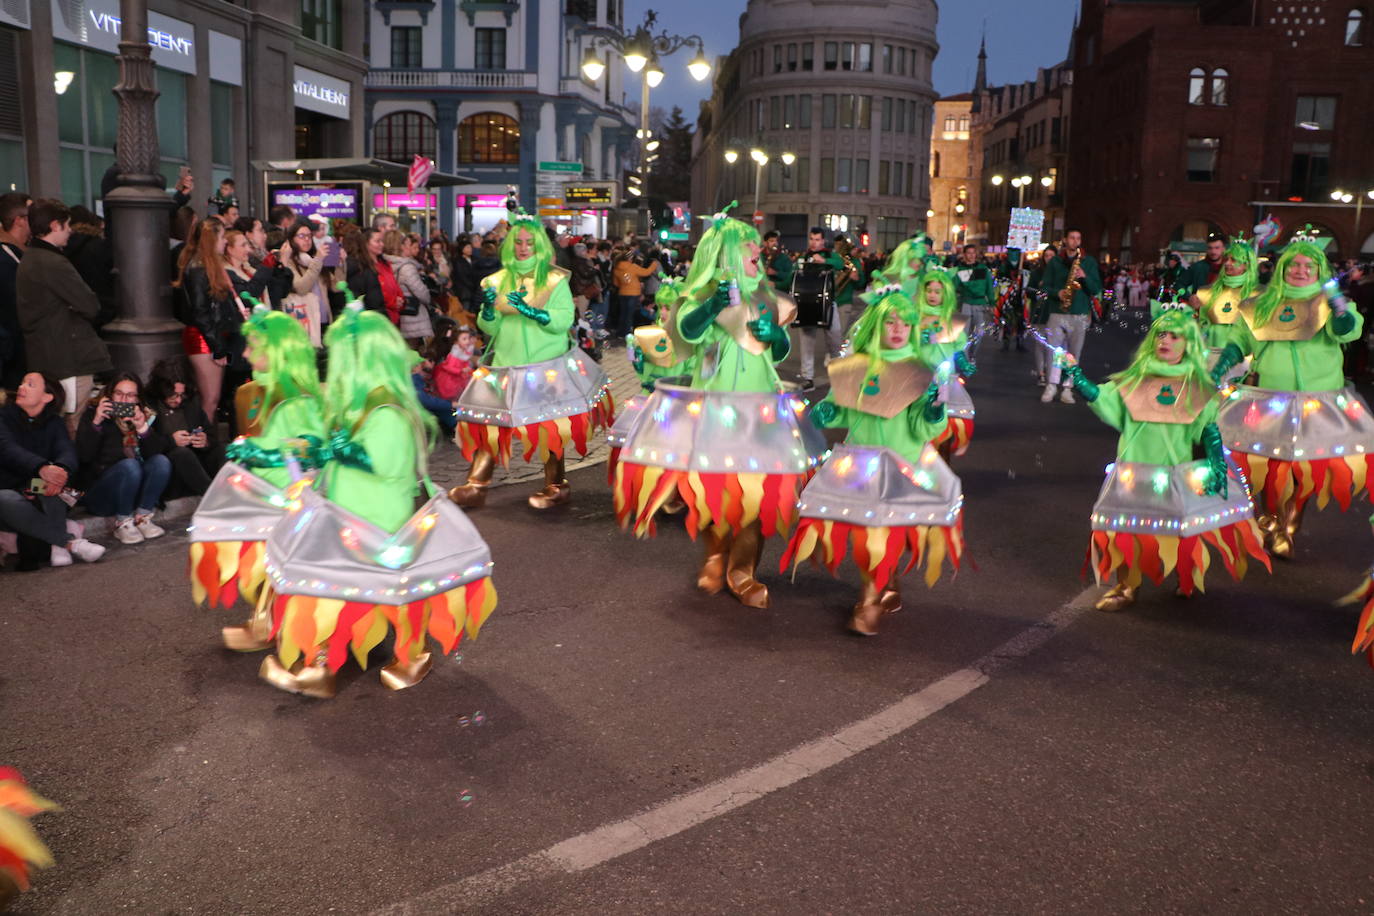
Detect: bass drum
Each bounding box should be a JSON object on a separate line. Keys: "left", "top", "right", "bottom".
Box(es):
{"left": 789, "top": 264, "right": 836, "bottom": 328}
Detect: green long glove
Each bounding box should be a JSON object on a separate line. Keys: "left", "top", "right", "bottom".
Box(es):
{"left": 1063, "top": 364, "right": 1099, "bottom": 402}
{"left": 1209, "top": 343, "right": 1244, "bottom": 386}
{"left": 679, "top": 284, "right": 734, "bottom": 341}
{"left": 1200, "top": 422, "right": 1228, "bottom": 499}
{"left": 920, "top": 381, "right": 945, "bottom": 424}
{"left": 810, "top": 398, "right": 839, "bottom": 428}
{"left": 953, "top": 350, "right": 976, "bottom": 379}
{"left": 225, "top": 434, "right": 325, "bottom": 470}
{"left": 508, "top": 290, "right": 551, "bottom": 326}
{"left": 480, "top": 286, "right": 497, "bottom": 322}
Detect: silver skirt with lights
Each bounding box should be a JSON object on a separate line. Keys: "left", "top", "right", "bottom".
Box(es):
{"left": 943, "top": 377, "right": 975, "bottom": 421}
{"left": 189, "top": 462, "right": 294, "bottom": 544}
{"left": 1216, "top": 385, "right": 1374, "bottom": 462}
{"left": 616, "top": 382, "right": 827, "bottom": 475}
{"left": 1090, "top": 459, "right": 1256, "bottom": 537}
{"left": 264, "top": 487, "right": 493, "bottom": 606}
{"left": 607, "top": 376, "right": 692, "bottom": 449}
{"left": 454, "top": 346, "right": 610, "bottom": 428}
{"left": 797, "top": 444, "right": 962, "bottom": 528}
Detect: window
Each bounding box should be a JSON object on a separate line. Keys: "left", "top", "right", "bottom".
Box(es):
{"left": 768, "top": 161, "right": 780, "bottom": 193}
{"left": 1347, "top": 9, "right": 1365, "bottom": 45}
{"left": 824, "top": 42, "right": 838, "bottom": 70}
{"left": 374, "top": 111, "right": 437, "bottom": 163}
{"left": 882, "top": 98, "right": 893, "bottom": 131}
{"left": 855, "top": 159, "right": 869, "bottom": 194}
{"left": 878, "top": 160, "right": 890, "bottom": 194}
{"left": 820, "top": 157, "right": 835, "bottom": 192}
{"left": 1188, "top": 68, "right": 1206, "bottom": 105}
{"left": 894, "top": 98, "right": 906, "bottom": 133}
{"left": 475, "top": 28, "right": 507, "bottom": 70}
{"left": 1186, "top": 137, "right": 1220, "bottom": 182}
{"left": 774, "top": 45, "right": 783, "bottom": 73}
{"left": 932, "top": 151, "right": 940, "bottom": 178}
{"left": 798, "top": 94, "right": 812, "bottom": 128}
{"left": 801, "top": 43, "right": 814, "bottom": 70}
{"left": 944, "top": 115, "right": 956, "bottom": 132}
{"left": 837, "top": 158, "right": 852, "bottom": 192}
{"left": 1295, "top": 95, "right": 1337, "bottom": 130}
{"left": 155, "top": 71, "right": 188, "bottom": 163}
{"left": 822, "top": 94, "right": 836, "bottom": 128}
{"left": 908, "top": 163, "right": 916, "bottom": 198}
{"left": 391, "top": 26, "right": 422, "bottom": 68}
{"left": 841, "top": 42, "right": 854, "bottom": 71}
{"left": 839, "top": 94, "right": 854, "bottom": 129}
{"left": 891, "top": 159, "right": 904, "bottom": 196}
{"left": 301, "top": 0, "right": 341, "bottom": 49}
{"left": 783, "top": 95, "right": 797, "bottom": 129}
{"left": 882, "top": 44, "right": 893, "bottom": 73}
{"left": 877, "top": 217, "right": 907, "bottom": 250}
{"left": 787, "top": 44, "right": 798, "bottom": 71}
{"left": 856, "top": 96, "right": 871, "bottom": 129}
{"left": 458, "top": 112, "right": 519, "bottom": 163}
{"left": 958, "top": 115, "right": 969, "bottom": 132}
{"left": 1210, "top": 68, "right": 1228, "bottom": 106}
{"left": 1289, "top": 142, "right": 1331, "bottom": 198}
{"left": 210, "top": 82, "right": 235, "bottom": 171}
{"left": 857, "top": 43, "right": 872, "bottom": 72}
{"left": 770, "top": 96, "right": 782, "bottom": 130}
{"left": 897, "top": 47, "right": 907, "bottom": 75}
{"left": 755, "top": 98, "right": 766, "bottom": 131}
{"left": 796, "top": 157, "right": 810, "bottom": 192}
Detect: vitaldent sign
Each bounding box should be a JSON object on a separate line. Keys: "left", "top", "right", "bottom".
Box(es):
{"left": 293, "top": 66, "right": 350, "bottom": 120}
{"left": 50, "top": 0, "right": 196, "bottom": 75}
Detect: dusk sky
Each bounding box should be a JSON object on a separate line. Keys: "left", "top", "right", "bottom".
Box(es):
{"left": 626, "top": 0, "right": 1081, "bottom": 124}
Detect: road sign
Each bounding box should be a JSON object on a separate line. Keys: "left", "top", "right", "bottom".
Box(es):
{"left": 563, "top": 183, "right": 617, "bottom": 208}
{"left": 753, "top": 210, "right": 764, "bottom": 224}
{"left": 537, "top": 161, "right": 584, "bottom": 173}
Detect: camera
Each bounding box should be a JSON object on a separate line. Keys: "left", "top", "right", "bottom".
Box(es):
{"left": 111, "top": 402, "right": 135, "bottom": 419}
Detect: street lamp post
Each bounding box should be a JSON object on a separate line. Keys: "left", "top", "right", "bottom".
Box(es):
{"left": 581, "top": 10, "right": 711, "bottom": 237}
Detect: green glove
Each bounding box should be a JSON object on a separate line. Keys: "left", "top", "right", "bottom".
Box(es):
{"left": 1063, "top": 364, "right": 1099, "bottom": 402}
{"left": 480, "top": 286, "right": 497, "bottom": 322}
{"left": 509, "top": 290, "right": 551, "bottom": 326}
{"left": 953, "top": 351, "right": 976, "bottom": 379}
{"left": 1331, "top": 309, "right": 1358, "bottom": 337}
{"left": 921, "top": 381, "right": 945, "bottom": 424}
{"left": 1209, "top": 343, "right": 1244, "bottom": 386}
{"left": 748, "top": 317, "right": 786, "bottom": 345}
{"left": 810, "top": 398, "right": 839, "bottom": 428}
{"left": 1200, "top": 422, "right": 1228, "bottom": 499}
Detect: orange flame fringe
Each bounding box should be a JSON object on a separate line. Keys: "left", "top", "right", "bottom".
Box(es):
{"left": 457, "top": 389, "right": 615, "bottom": 467}
{"left": 613, "top": 460, "right": 813, "bottom": 539}
{"left": 268, "top": 577, "right": 498, "bottom": 673}
{"left": 607, "top": 446, "right": 622, "bottom": 486}
{"left": 1233, "top": 451, "right": 1371, "bottom": 515}
{"left": 1083, "top": 518, "right": 1270, "bottom": 596}
{"left": 188, "top": 540, "right": 267, "bottom": 609}
{"left": 0, "top": 769, "right": 56, "bottom": 893}
{"left": 933, "top": 417, "right": 974, "bottom": 457}
{"left": 780, "top": 516, "right": 965, "bottom": 592}
{"left": 1337, "top": 573, "right": 1374, "bottom": 668}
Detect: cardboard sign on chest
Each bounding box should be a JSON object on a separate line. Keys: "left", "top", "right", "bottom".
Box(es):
{"left": 828, "top": 354, "right": 933, "bottom": 418}
{"left": 485, "top": 267, "right": 569, "bottom": 314}
{"left": 1195, "top": 286, "right": 1242, "bottom": 326}
{"left": 1121, "top": 375, "right": 1211, "bottom": 424}
{"left": 1238, "top": 293, "right": 1330, "bottom": 342}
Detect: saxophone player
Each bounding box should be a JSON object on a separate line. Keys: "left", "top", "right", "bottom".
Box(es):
{"left": 1038, "top": 228, "right": 1102, "bottom": 404}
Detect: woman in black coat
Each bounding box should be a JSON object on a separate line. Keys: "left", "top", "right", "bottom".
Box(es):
{"left": 174, "top": 219, "right": 246, "bottom": 422}
{"left": 344, "top": 227, "right": 387, "bottom": 312}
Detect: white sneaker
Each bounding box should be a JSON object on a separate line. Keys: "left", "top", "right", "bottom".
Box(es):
{"left": 50, "top": 545, "right": 72, "bottom": 567}
{"left": 113, "top": 518, "right": 145, "bottom": 545}
{"left": 1040, "top": 384, "right": 1058, "bottom": 403}
{"left": 1059, "top": 387, "right": 1076, "bottom": 405}
{"left": 134, "top": 514, "right": 165, "bottom": 539}
{"left": 68, "top": 538, "right": 106, "bottom": 563}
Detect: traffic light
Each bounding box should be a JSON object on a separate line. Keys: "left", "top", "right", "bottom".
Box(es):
{"left": 859, "top": 231, "right": 871, "bottom": 247}
{"left": 659, "top": 229, "right": 669, "bottom": 240}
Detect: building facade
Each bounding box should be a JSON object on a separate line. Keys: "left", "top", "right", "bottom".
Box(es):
{"left": 971, "top": 58, "right": 1072, "bottom": 253}
{"left": 364, "top": 0, "right": 638, "bottom": 235}
{"left": 690, "top": 0, "right": 938, "bottom": 251}
{"left": 928, "top": 93, "right": 975, "bottom": 255}
{"left": 1067, "top": 0, "right": 1374, "bottom": 263}
{"left": 0, "top": 0, "right": 366, "bottom": 214}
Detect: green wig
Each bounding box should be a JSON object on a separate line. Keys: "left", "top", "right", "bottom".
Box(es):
{"left": 1248, "top": 238, "right": 1332, "bottom": 326}
{"left": 870, "top": 237, "right": 929, "bottom": 293}
{"left": 322, "top": 305, "right": 437, "bottom": 449}
{"left": 680, "top": 215, "right": 772, "bottom": 307}
{"left": 496, "top": 213, "right": 555, "bottom": 295}
{"left": 242, "top": 307, "right": 320, "bottom": 406}
{"left": 848, "top": 287, "right": 919, "bottom": 377}
{"left": 1204, "top": 237, "right": 1259, "bottom": 305}
{"left": 915, "top": 267, "right": 958, "bottom": 323}
{"left": 1108, "top": 307, "right": 1212, "bottom": 395}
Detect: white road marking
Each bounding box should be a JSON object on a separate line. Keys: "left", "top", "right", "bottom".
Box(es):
{"left": 372, "top": 588, "right": 1098, "bottom": 914}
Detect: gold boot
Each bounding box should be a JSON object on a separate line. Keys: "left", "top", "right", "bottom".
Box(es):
{"left": 848, "top": 577, "right": 886, "bottom": 636}
{"left": 449, "top": 451, "right": 495, "bottom": 508}
{"left": 725, "top": 522, "right": 769, "bottom": 609}
{"left": 380, "top": 651, "right": 434, "bottom": 690}
{"left": 697, "top": 528, "right": 729, "bottom": 595}
{"left": 259, "top": 653, "right": 336, "bottom": 699}
{"left": 221, "top": 587, "right": 273, "bottom": 652}
{"left": 1270, "top": 497, "right": 1305, "bottom": 559}
{"left": 1094, "top": 581, "right": 1138, "bottom": 612}
{"left": 879, "top": 578, "right": 902, "bottom": 615}
{"left": 528, "top": 455, "right": 571, "bottom": 509}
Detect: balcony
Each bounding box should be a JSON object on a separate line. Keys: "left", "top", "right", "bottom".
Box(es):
{"left": 367, "top": 69, "right": 538, "bottom": 90}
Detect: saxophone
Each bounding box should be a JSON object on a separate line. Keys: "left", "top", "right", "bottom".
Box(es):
{"left": 1058, "top": 247, "right": 1082, "bottom": 312}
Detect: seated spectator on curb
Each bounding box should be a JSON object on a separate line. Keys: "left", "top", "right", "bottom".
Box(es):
{"left": 0, "top": 372, "right": 105, "bottom": 567}
{"left": 412, "top": 317, "right": 466, "bottom": 435}
{"left": 147, "top": 358, "right": 223, "bottom": 498}
{"left": 74, "top": 373, "right": 171, "bottom": 546}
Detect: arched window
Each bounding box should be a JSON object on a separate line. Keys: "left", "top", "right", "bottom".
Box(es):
{"left": 958, "top": 115, "right": 969, "bottom": 131}
{"left": 943, "top": 115, "right": 956, "bottom": 132}
{"left": 1348, "top": 9, "right": 1366, "bottom": 45}
{"left": 1188, "top": 67, "right": 1206, "bottom": 105}
{"left": 458, "top": 112, "right": 520, "bottom": 164}
{"left": 372, "top": 111, "right": 436, "bottom": 164}
{"left": 1210, "top": 68, "right": 1228, "bottom": 106}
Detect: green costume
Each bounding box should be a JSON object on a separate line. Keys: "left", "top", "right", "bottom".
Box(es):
{"left": 1039, "top": 251, "right": 1103, "bottom": 316}
{"left": 478, "top": 263, "right": 575, "bottom": 367}
{"left": 1194, "top": 239, "right": 1260, "bottom": 350}
{"left": 318, "top": 399, "right": 421, "bottom": 533}
{"left": 1082, "top": 368, "right": 1220, "bottom": 465}
{"left": 812, "top": 345, "right": 946, "bottom": 455}
{"left": 1222, "top": 286, "right": 1361, "bottom": 391}
{"left": 630, "top": 278, "right": 699, "bottom": 390}
{"left": 952, "top": 260, "right": 994, "bottom": 308}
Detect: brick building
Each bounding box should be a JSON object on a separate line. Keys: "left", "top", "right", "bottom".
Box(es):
{"left": 1066, "top": 0, "right": 1374, "bottom": 264}
{"left": 928, "top": 93, "right": 976, "bottom": 254}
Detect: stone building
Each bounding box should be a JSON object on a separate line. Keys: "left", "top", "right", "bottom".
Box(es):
{"left": 690, "top": 0, "right": 938, "bottom": 251}
{"left": 928, "top": 92, "right": 975, "bottom": 255}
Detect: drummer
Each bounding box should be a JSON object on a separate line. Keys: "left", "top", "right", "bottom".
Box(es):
{"left": 793, "top": 227, "right": 858, "bottom": 391}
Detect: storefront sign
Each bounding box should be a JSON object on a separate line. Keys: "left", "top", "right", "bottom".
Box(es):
{"left": 269, "top": 186, "right": 361, "bottom": 222}
{"left": 563, "top": 184, "right": 615, "bottom": 208}
{"left": 1, "top": 0, "right": 31, "bottom": 29}
{"left": 209, "top": 30, "right": 242, "bottom": 87}
{"left": 50, "top": 0, "right": 196, "bottom": 75}
{"left": 373, "top": 192, "right": 437, "bottom": 210}
{"left": 293, "top": 66, "right": 351, "bottom": 119}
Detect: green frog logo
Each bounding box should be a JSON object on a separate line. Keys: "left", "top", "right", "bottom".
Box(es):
{"left": 862, "top": 375, "right": 882, "bottom": 396}
{"left": 1221, "top": 303, "right": 1232, "bottom": 313}
{"left": 1279, "top": 304, "right": 1297, "bottom": 323}
{"left": 653, "top": 339, "right": 668, "bottom": 353}
{"left": 1156, "top": 384, "right": 1177, "bottom": 406}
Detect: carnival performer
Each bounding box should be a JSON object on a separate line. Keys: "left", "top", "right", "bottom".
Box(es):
{"left": 189, "top": 299, "right": 325, "bottom": 651}
{"left": 259, "top": 302, "right": 497, "bottom": 698}
{"left": 905, "top": 269, "right": 977, "bottom": 458}
{"left": 612, "top": 212, "right": 825, "bottom": 609}
{"left": 0, "top": 767, "right": 56, "bottom": 908}
{"left": 1211, "top": 229, "right": 1373, "bottom": 558}
{"left": 868, "top": 236, "right": 929, "bottom": 298}
{"left": 448, "top": 211, "right": 613, "bottom": 509}
{"left": 1189, "top": 235, "right": 1260, "bottom": 385}
{"left": 1059, "top": 305, "right": 1270, "bottom": 611}
{"left": 781, "top": 288, "right": 965, "bottom": 635}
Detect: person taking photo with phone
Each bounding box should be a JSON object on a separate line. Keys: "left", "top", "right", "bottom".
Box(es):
{"left": 74, "top": 373, "right": 172, "bottom": 545}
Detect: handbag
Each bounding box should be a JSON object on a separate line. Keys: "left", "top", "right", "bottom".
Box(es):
{"left": 400, "top": 295, "right": 422, "bottom": 317}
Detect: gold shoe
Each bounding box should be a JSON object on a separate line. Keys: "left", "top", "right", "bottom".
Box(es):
{"left": 725, "top": 522, "right": 769, "bottom": 609}
{"left": 379, "top": 651, "right": 433, "bottom": 690}
{"left": 449, "top": 451, "right": 495, "bottom": 508}
{"left": 879, "top": 583, "right": 902, "bottom": 615}
{"left": 258, "top": 654, "right": 336, "bottom": 699}
{"left": 1256, "top": 513, "right": 1279, "bottom": 534}
{"left": 1267, "top": 528, "right": 1293, "bottom": 559}
{"left": 528, "top": 481, "right": 571, "bottom": 509}
{"left": 1093, "top": 582, "right": 1137, "bottom": 612}
{"left": 697, "top": 529, "right": 728, "bottom": 595}
{"left": 221, "top": 624, "right": 272, "bottom": 652}
{"left": 661, "top": 493, "right": 687, "bottom": 515}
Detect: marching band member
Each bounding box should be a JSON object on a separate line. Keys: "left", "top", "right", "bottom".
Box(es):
{"left": 792, "top": 226, "right": 854, "bottom": 391}
{"left": 1038, "top": 229, "right": 1102, "bottom": 405}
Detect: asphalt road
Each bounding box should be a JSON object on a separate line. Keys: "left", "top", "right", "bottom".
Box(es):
{"left": 3, "top": 316, "right": 1373, "bottom": 915}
